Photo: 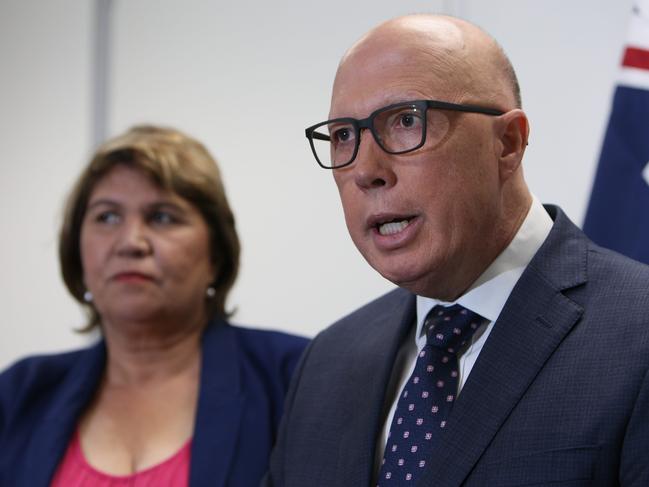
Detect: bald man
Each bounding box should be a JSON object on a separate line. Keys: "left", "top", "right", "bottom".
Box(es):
{"left": 266, "top": 15, "right": 649, "bottom": 487}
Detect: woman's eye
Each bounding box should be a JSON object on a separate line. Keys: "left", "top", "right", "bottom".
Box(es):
{"left": 150, "top": 210, "right": 176, "bottom": 225}
{"left": 96, "top": 211, "right": 120, "bottom": 224}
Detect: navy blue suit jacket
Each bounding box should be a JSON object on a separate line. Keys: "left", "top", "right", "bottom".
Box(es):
{"left": 0, "top": 318, "right": 308, "bottom": 487}
{"left": 266, "top": 206, "right": 649, "bottom": 486}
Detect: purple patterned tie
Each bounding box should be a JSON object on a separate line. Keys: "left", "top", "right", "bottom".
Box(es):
{"left": 377, "top": 304, "right": 488, "bottom": 485}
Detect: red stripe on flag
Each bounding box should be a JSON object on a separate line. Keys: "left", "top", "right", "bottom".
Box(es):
{"left": 622, "top": 46, "right": 649, "bottom": 70}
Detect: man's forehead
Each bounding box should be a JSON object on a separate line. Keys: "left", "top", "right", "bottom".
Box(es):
{"left": 329, "top": 84, "right": 444, "bottom": 120}
{"left": 325, "top": 16, "right": 509, "bottom": 120}
{"left": 329, "top": 49, "right": 460, "bottom": 119}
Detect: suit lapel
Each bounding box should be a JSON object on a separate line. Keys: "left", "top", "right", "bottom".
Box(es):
{"left": 190, "top": 321, "right": 244, "bottom": 487}
{"left": 418, "top": 206, "right": 588, "bottom": 487}
{"left": 335, "top": 290, "right": 416, "bottom": 486}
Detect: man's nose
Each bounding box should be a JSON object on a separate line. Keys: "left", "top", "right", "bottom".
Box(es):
{"left": 352, "top": 130, "right": 397, "bottom": 190}
{"left": 116, "top": 219, "right": 152, "bottom": 257}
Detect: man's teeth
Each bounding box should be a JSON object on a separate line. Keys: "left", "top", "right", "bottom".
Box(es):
{"left": 378, "top": 219, "right": 410, "bottom": 236}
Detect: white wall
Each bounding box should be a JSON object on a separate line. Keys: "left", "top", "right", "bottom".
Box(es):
{"left": 0, "top": 0, "right": 633, "bottom": 370}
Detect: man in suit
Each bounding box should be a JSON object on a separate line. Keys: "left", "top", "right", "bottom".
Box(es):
{"left": 266, "top": 14, "right": 649, "bottom": 486}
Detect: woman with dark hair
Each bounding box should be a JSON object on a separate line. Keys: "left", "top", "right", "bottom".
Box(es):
{"left": 0, "top": 125, "right": 308, "bottom": 486}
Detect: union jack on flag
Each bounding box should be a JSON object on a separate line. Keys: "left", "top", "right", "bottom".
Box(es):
{"left": 583, "top": 1, "right": 649, "bottom": 264}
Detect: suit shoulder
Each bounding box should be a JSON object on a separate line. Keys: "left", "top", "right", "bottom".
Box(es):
{"left": 584, "top": 246, "right": 649, "bottom": 329}
{"left": 588, "top": 243, "right": 649, "bottom": 289}
{"left": 317, "top": 287, "right": 412, "bottom": 342}
{"left": 581, "top": 244, "right": 649, "bottom": 312}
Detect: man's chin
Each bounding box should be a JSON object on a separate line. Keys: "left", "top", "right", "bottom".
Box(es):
{"left": 372, "top": 264, "right": 428, "bottom": 293}
{"left": 372, "top": 264, "right": 457, "bottom": 300}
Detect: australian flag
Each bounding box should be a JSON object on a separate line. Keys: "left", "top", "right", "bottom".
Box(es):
{"left": 583, "top": 1, "right": 649, "bottom": 264}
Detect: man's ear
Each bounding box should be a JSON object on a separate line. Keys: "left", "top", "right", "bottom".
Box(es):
{"left": 495, "top": 109, "right": 529, "bottom": 181}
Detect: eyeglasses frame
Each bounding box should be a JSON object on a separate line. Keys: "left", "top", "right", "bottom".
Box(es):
{"left": 305, "top": 99, "right": 505, "bottom": 169}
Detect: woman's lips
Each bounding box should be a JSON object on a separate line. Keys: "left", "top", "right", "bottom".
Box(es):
{"left": 112, "top": 271, "right": 155, "bottom": 283}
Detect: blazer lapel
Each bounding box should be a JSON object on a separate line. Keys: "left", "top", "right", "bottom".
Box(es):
{"left": 336, "top": 290, "right": 416, "bottom": 486}
{"left": 417, "top": 206, "right": 588, "bottom": 487}
{"left": 24, "top": 342, "right": 106, "bottom": 487}
{"left": 190, "top": 321, "right": 245, "bottom": 487}
{"left": 22, "top": 323, "right": 242, "bottom": 487}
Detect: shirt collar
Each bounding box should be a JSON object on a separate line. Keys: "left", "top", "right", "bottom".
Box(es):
{"left": 416, "top": 196, "right": 553, "bottom": 340}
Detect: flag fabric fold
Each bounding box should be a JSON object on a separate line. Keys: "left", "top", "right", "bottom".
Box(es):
{"left": 583, "top": 1, "right": 649, "bottom": 264}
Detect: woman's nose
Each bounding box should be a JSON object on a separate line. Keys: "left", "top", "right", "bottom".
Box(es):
{"left": 115, "top": 219, "right": 152, "bottom": 257}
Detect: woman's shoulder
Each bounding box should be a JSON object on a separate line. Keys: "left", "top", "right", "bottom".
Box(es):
{"left": 206, "top": 318, "right": 309, "bottom": 355}
{"left": 232, "top": 324, "right": 309, "bottom": 352}
{"left": 203, "top": 319, "right": 309, "bottom": 387}
{"left": 232, "top": 324, "right": 309, "bottom": 367}
{"left": 0, "top": 344, "right": 104, "bottom": 419}
{"left": 1, "top": 348, "right": 89, "bottom": 387}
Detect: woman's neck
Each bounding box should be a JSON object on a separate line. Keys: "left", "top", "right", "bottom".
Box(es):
{"left": 101, "top": 318, "right": 204, "bottom": 386}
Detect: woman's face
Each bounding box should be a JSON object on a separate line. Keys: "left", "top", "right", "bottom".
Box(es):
{"left": 80, "top": 165, "right": 215, "bottom": 328}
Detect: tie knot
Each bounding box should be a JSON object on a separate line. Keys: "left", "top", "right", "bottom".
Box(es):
{"left": 424, "top": 304, "right": 487, "bottom": 351}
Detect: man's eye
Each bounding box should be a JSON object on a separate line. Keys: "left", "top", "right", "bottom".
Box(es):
{"left": 333, "top": 127, "right": 354, "bottom": 143}
{"left": 398, "top": 112, "right": 422, "bottom": 128}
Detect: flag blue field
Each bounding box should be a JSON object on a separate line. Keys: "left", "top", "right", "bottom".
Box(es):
{"left": 583, "top": 1, "right": 649, "bottom": 264}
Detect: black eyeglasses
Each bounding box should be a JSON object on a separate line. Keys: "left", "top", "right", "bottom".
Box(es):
{"left": 305, "top": 99, "right": 504, "bottom": 169}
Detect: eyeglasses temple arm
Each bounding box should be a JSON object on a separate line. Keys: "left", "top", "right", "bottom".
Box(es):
{"left": 307, "top": 131, "right": 330, "bottom": 141}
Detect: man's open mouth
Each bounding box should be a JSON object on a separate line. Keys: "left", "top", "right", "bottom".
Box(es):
{"left": 377, "top": 217, "right": 414, "bottom": 236}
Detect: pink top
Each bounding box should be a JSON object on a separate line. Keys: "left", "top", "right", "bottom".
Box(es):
{"left": 50, "top": 432, "right": 191, "bottom": 487}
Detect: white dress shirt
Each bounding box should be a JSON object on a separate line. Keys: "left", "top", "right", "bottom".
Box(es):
{"left": 373, "top": 196, "right": 553, "bottom": 474}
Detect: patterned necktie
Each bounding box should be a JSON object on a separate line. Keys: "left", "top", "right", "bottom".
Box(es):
{"left": 377, "top": 304, "right": 489, "bottom": 486}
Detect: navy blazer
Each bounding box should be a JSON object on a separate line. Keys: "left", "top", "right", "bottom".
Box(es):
{"left": 266, "top": 206, "right": 649, "bottom": 486}
{"left": 0, "top": 318, "right": 308, "bottom": 487}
